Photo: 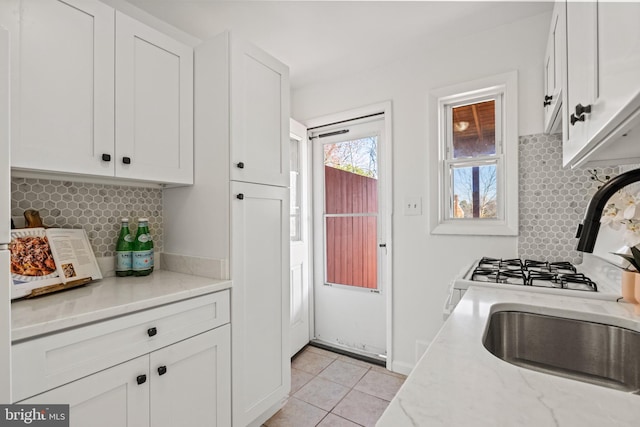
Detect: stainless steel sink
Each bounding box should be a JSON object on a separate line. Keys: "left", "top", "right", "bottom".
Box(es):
{"left": 483, "top": 311, "right": 640, "bottom": 394}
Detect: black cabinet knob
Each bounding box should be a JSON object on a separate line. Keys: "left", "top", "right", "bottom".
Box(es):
{"left": 237, "top": 193, "right": 244, "bottom": 200}
{"left": 575, "top": 103, "right": 591, "bottom": 116}
{"left": 136, "top": 374, "right": 147, "bottom": 385}
{"left": 544, "top": 95, "right": 553, "bottom": 102}
{"left": 101, "top": 153, "right": 111, "bottom": 162}
{"left": 570, "top": 113, "right": 585, "bottom": 126}
{"left": 237, "top": 162, "right": 245, "bottom": 169}
{"left": 147, "top": 327, "right": 157, "bottom": 337}
{"left": 122, "top": 157, "right": 131, "bottom": 165}
{"left": 543, "top": 100, "right": 551, "bottom": 107}
{"left": 157, "top": 366, "right": 167, "bottom": 376}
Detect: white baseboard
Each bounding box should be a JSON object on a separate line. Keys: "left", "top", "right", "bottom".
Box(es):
{"left": 391, "top": 360, "right": 414, "bottom": 376}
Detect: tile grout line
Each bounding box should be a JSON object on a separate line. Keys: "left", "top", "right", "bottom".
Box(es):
{"left": 281, "top": 346, "right": 404, "bottom": 426}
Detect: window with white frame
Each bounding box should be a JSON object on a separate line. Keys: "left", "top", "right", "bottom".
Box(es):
{"left": 429, "top": 72, "right": 518, "bottom": 236}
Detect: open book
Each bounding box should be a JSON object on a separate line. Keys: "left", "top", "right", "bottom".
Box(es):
{"left": 10, "top": 228, "right": 102, "bottom": 299}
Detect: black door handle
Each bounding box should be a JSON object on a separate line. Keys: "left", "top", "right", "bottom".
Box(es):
{"left": 575, "top": 103, "right": 591, "bottom": 116}
{"left": 570, "top": 113, "right": 585, "bottom": 126}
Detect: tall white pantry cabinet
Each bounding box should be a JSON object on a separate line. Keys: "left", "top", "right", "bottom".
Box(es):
{"left": 163, "top": 31, "right": 291, "bottom": 427}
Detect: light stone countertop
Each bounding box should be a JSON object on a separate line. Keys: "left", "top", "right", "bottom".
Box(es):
{"left": 377, "top": 287, "right": 640, "bottom": 427}
{"left": 11, "top": 270, "right": 232, "bottom": 341}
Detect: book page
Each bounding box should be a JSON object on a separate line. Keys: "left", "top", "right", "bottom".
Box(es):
{"left": 46, "top": 229, "right": 103, "bottom": 282}
{"left": 9, "top": 228, "right": 61, "bottom": 298}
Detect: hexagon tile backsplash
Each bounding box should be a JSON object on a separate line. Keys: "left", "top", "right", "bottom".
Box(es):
{"left": 518, "top": 133, "right": 619, "bottom": 264}
{"left": 11, "top": 178, "right": 163, "bottom": 258}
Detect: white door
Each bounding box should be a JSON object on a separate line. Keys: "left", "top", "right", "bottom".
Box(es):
{"left": 230, "top": 36, "right": 290, "bottom": 188}
{"left": 115, "top": 11, "right": 193, "bottom": 184}
{"left": 4, "top": 0, "right": 115, "bottom": 176}
{"left": 231, "top": 181, "right": 290, "bottom": 426}
{"left": 22, "top": 356, "right": 149, "bottom": 427}
{"left": 0, "top": 26, "right": 11, "bottom": 404}
{"left": 312, "top": 115, "right": 388, "bottom": 358}
{"left": 150, "top": 326, "right": 231, "bottom": 427}
{"left": 290, "top": 119, "right": 311, "bottom": 356}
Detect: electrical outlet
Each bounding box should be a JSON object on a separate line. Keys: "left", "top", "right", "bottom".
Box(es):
{"left": 404, "top": 196, "right": 422, "bottom": 216}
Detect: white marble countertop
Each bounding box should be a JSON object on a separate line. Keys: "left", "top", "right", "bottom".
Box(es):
{"left": 378, "top": 287, "right": 640, "bottom": 427}
{"left": 11, "top": 270, "right": 232, "bottom": 341}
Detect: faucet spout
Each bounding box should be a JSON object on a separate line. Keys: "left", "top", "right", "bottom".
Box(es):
{"left": 576, "top": 168, "right": 640, "bottom": 253}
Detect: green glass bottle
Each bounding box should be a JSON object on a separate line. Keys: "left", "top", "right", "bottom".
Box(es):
{"left": 132, "top": 218, "right": 154, "bottom": 276}
{"left": 115, "top": 218, "right": 133, "bottom": 277}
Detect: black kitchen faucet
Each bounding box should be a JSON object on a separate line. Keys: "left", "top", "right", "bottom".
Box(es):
{"left": 576, "top": 168, "right": 640, "bottom": 252}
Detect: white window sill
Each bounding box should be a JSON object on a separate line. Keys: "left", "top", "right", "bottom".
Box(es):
{"left": 431, "top": 219, "right": 518, "bottom": 236}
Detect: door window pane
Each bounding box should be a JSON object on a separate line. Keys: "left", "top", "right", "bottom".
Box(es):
{"left": 290, "top": 138, "right": 301, "bottom": 241}
{"left": 325, "top": 216, "right": 377, "bottom": 289}
{"left": 450, "top": 162, "right": 498, "bottom": 219}
{"left": 324, "top": 137, "right": 378, "bottom": 215}
{"left": 323, "top": 136, "right": 379, "bottom": 289}
{"left": 452, "top": 100, "right": 496, "bottom": 158}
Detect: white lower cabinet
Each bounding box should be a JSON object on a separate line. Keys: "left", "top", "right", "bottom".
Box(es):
{"left": 22, "top": 356, "right": 149, "bottom": 427}
{"left": 14, "top": 292, "right": 231, "bottom": 427}
{"left": 231, "top": 181, "right": 290, "bottom": 426}
{"left": 151, "top": 326, "right": 231, "bottom": 427}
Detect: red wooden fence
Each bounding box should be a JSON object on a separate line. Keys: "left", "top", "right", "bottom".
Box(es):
{"left": 324, "top": 166, "right": 378, "bottom": 289}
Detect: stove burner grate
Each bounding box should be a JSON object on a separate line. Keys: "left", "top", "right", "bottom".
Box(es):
{"left": 470, "top": 258, "right": 597, "bottom": 292}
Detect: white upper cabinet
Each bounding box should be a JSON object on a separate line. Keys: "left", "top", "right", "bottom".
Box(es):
{"left": 1, "top": 0, "right": 194, "bottom": 185}
{"left": 4, "top": 0, "right": 115, "bottom": 177}
{"left": 543, "top": 2, "right": 564, "bottom": 134}
{"left": 115, "top": 12, "right": 193, "bottom": 185}
{"left": 563, "top": 0, "right": 640, "bottom": 167}
{"left": 230, "top": 37, "right": 290, "bottom": 187}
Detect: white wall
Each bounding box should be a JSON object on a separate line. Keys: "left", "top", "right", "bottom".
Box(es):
{"left": 292, "top": 12, "right": 551, "bottom": 372}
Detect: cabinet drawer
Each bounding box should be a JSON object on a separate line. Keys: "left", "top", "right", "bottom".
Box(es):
{"left": 12, "top": 290, "right": 229, "bottom": 402}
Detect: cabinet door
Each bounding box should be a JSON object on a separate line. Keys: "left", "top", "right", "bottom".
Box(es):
{"left": 231, "top": 181, "right": 290, "bottom": 426}
{"left": 587, "top": 2, "right": 640, "bottom": 144}
{"left": 4, "top": 0, "right": 114, "bottom": 176}
{"left": 230, "top": 37, "right": 290, "bottom": 187}
{"left": 115, "top": 12, "right": 193, "bottom": 185}
{"left": 149, "top": 326, "right": 231, "bottom": 427}
{"left": 563, "top": 0, "right": 598, "bottom": 166}
{"left": 21, "top": 356, "right": 149, "bottom": 427}
{"left": 543, "top": 3, "right": 563, "bottom": 134}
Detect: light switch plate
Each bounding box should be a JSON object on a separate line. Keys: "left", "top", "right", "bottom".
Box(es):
{"left": 404, "top": 196, "right": 422, "bottom": 216}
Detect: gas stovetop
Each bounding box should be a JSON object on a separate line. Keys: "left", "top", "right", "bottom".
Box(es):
{"left": 468, "top": 257, "right": 598, "bottom": 292}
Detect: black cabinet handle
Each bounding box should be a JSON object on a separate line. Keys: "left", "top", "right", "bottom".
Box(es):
{"left": 237, "top": 162, "right": 245, "bottom": 169}
{"left": 157, "top": 366, "right": 167, "bottom": 376}
{"left": 570, "top": 113, "right": 585, "bottom": 126}
{"left": 147, "top": 327, "right": 157, "bottom": 337}
{"left": 136, "top": 374, "right": 147, "bottom": 385}
{"left": 575, "top": 103, "right": 591, "bottom": 116}
{"left": 544, "top": 95, "right": 553, "bottom": 102}
{"left": 543, "top": 100, "right": 551, "bottom": 107}
{"left": 101, "top": 153, "right": 111, "bottom": 162}
{"left": 122, "top": 157, "right": 131, "bottom": 165}
{"left": 237, "top": 193, "right": 244, "bottom": 200}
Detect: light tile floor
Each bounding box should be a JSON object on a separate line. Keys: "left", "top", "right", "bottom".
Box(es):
{"left": 264, "top": 346, "right": 407, "bottom": 427}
